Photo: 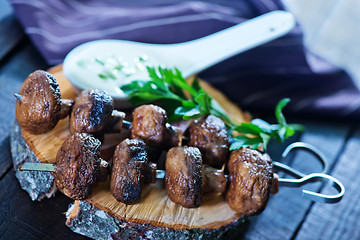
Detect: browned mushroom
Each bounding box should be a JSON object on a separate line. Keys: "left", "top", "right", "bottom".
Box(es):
{"left": 165, "top": 146, "right": 203, "bottom": 208}
{"left": 189, "top": 115, "right": 229, "bottom": 169}
{"left": 226, "top": 148, "right": 274, "bottom": 216}
{"left": 110, "top": 138, "right": 157, "bottom": 204}
{"left": 164, "top": 146, "right": 227, "bottom": 208}
{"left": 131, "top": 104, "right": 181, "bottom": 148}
{"left": 15, "top": 70, "right": 73, "bottom": 134}
{"left": 54, "top": 133, "right": 106, "bottom": 200}
{"left": 70, "top": 89, "right": 126, "bottom": 138}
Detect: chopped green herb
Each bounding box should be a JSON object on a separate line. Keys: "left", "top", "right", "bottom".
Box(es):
{"left": 94, "top": 56, "right": 134, "bottom": 80}
{"left": 95, "top": 58, "right": 105, "bottom": 66}
{"left": 98, "top": 73, "right": 107, "bottom": 79}
{"left": 77, "top": 59, "right": 87, "bottom": 68}
{"left": 137, "top": 55, "right": 148, "bottom": 62}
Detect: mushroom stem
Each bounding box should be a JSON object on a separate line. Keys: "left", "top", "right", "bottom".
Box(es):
{"left": 111, "top": 110, "right": 126, "bottom": 130}
{"left": 144, "top": 162, "right": 157, "bottom": 184}
{"left": 59, "top": 99, "right": 74, "bottom": 119}
{"left": 105, "top": 110, "right": 130, "bottom": 132}
{"left": 202, "top": 165, "right": 227, "bottom": 194}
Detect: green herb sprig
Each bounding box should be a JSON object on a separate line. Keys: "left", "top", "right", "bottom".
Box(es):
{"left": 120, "top": 66, "right": 303, "bottom": 151}
{"left": 121, "top": 67, "right": 231, "bottom": 124}
{"left": 230, "top": 98, "right": 304, "bottom": 151}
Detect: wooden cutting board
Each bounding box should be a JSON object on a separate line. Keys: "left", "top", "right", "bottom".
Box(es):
{"left": 12, "top": 65, "right": 251, "bottom": 239}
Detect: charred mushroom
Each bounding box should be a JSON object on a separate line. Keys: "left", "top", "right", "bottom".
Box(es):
{"left": 54, "top": 133, "right": 107, "bottom": 200}
{"left": 110, "top": 138, "right": 156, "bottom": 204}
{"left": 70, "top": 89, "right": 126, "bottom": 137}
{"left": 15, "top": 70, "right": 73, "bottom": 134}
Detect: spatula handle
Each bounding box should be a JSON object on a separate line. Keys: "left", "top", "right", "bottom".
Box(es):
{"left": 165, "top": 10, "right": 296, "bottom": 77}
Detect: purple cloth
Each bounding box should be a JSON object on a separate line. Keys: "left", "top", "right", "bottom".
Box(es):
{"left": 9, "top": 0, "right": 360, "bottom": 120}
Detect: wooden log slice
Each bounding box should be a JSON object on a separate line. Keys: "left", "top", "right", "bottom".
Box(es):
{"left": 11, "top": 65, "right": 251, "bottom": 239}
{"left": 10, "top": 121, "right": 57, "bottom": 201}
{"left": 66, "top": 200, "right": 248, "bottom": 240}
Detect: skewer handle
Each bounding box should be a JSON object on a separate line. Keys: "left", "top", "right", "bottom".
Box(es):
{"left": 20, "top": 162, "right": 56, "bottom": 172}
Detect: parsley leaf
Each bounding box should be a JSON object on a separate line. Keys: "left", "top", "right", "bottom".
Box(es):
{"left": 229, "top": 99, "right": 304, "bottom": 151}
{"left": 121, "top": 66, "right": 231, "bottom": 123}
{"left": 120, "top": 66, "right": 303, "bottom": 151}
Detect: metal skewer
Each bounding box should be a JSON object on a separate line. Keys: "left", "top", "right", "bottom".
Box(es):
{"left": 21, "top": 159, "right": 108, "bottom": 172}
{"left": 122, "top": 120, "right": 131, "bottom": 130}
{"left": 20, "top": 162, "right": 56, "bottom": 172}
{"left": 14, "top": 93, "right": 22, "bottom": 103}
{"left": 15, "top": 92, "right": 132, "bottom": 131}
{"left": 19, "top": 142, "right": 345, "bottom": 204}
{"left": 273, "top": 142, "right": 345, "bottom": 204}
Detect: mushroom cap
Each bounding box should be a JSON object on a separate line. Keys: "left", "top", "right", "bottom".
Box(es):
{"left": 70, "top": 89, "right": 114, "bottom": 135}
{"left": 189, "top": 115, "right": 229, "bottom": 168}
{"left": 15, "top": 70, "right": 62, "bottom": 134}
{"left": 165, "top": 146, "right": 203, "bottom": 208}
{"left": 131, "top": 104, "right": 168, "bottom": 147}
{"left": 110, "top": 138, "right": 152, "bottom": 204}
{"left": 226, "top": 148, "right": 273, "bottom": 216}
{"left": 54, "top": 133, "right": 101, "bottom": 200}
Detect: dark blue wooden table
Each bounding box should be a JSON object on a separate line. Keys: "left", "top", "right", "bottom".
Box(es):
{"left": 0, "top": 1, "right": 358, "bottom": 239}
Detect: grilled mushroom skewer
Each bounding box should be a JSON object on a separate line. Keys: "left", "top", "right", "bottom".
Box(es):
{"left": 163, "top": 146, "right": 275, "bottom": 216}
{"left": 14, "top": 71, "right": 183, "bottom": 145}
{"left": 15, "top": 88, "right": 130, "bottom": 136}
{"left": 14, "top": 70, "right": 129, "bottom": 136}
{"left": 15, "top": 75, "right": 181, "bottom": 146}
{"left": 71, "top": 100, "right": 182, "bottom": 148}
{"left": 19, "top": 145, "right": 267, "bottom": 215}
{"left": 20, "top": 143, "right": 345, "bottom": 215}
{"left": 15, "top": 70, "right": 73, "bottom": 134}
{"left": 20, "top": 142, "right": 226, "bottom": 205}
{"left": 72, "top": 101, "right": 182, "bottom": 149}
{"left": 109, "top": 140, "right": 227, "bottom": 206}
{"left": 20, "top": 133, "right": 109, "bottom": 200}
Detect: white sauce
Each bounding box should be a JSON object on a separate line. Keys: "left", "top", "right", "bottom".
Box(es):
{"left": 63, "top": 40, "right": 161, "bottom": 99}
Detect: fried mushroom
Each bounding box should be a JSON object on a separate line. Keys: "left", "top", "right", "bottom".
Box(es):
{"left": 15, "top": 70, "right": 73, "bottom": 134}
{"left": 54, "top": 133, "right": 102, "bottom": 200}
{"left": 131, "top": 104, "right": 181, "bottom": 148}
{"left": 189, "top": 115, "right": 229, "bottom": 169}
{"left": 70, "top": 89, "right": 125, "bottom": 136}
{"left": 165, "top": 146, "right": 203, "bottom": 208}
{"left": 226, "top": 148, "right": 273, "bottom": 216}
{"left": 110, "top": 138, "right": 156, "bottom": 204}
